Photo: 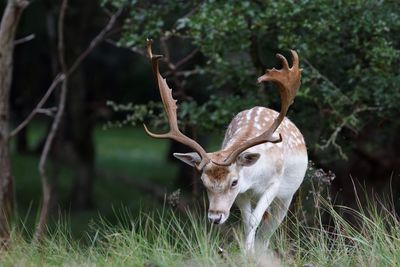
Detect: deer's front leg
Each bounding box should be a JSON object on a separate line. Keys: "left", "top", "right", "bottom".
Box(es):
{"left": 246, "top": 180, "right": 280, "bottom": 252}
{"left": 235, "top": 195, "right": 253, "bottom": 247}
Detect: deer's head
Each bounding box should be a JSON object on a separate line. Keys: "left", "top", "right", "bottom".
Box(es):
{"left": 173, "top": 151, "right": 260, "bottom": 224}
{"left": 144, "top": 39, "right": 301, "bottom": 224}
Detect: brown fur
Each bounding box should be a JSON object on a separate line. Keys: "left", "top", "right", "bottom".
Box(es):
{"left": 263, "top": 211, "right": 270, "bottom": 223}
{"left": 223, "top": 108, "right": 257, "bottom": 153}
{"left": 264, "top": 145, "right": 284, "bottom": 175}
{"left": 205, "top": 165, "right": 230, "bottom": 181}
{"left": 223, "top": 107, "right": 306, "bottom": 155}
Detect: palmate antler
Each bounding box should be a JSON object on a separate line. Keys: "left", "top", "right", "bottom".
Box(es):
{"left": 144, "top": 38, "right": 301, "bottom": 169}
{"left": 213, "top": 50, "right": 302, "bottom": 166}
{"left": 143, "top": 39, "right": 211, "bottom": 170}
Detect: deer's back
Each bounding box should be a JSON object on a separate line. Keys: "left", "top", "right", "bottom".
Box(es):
{"left": 222, "top": 106, "right": 307, "bottom": 157}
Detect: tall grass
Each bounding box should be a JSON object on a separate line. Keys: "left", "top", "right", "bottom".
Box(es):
{"left": 276, "top": 195, "right": 400, "bottom": 266}
{"left": 1, "top": 193, "right": 399, "bottom": 267}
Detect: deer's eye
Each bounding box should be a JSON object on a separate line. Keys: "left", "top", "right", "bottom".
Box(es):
{"left": 231, "top": 180, "right": 238, "bottom": 187}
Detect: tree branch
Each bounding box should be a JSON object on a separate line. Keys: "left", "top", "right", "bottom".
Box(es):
{"left": 10, "top": 75, "right": 63, "bottom": 137}
{"left": 10, "top": 7, "right": 123, "bottom": 138}
{"left": 67, "top": 7, "right": 123, "bottom": 76}
{"left": 175, "top": 48, "right": 199, "bottom": 69}
{"left": 319, "top": 107, "right": 378, "bottom": 159}
{"left": 36, "top": 107, "right": 57, "bottom": 117}
{"left": 163, "top": 48, "right": 199, "bottom": 77}
{"left": 32, "top": 3, "right": 123, "bottom": 243}
{"left": 106, "top": 39, "right": 147, "bottom": 57}
{"left": 33, "top": 0, "right": 68, "bottom": 243}
{"left": 159, "top": 35, "right": 187, "bottom": 99}
{"left": 302, "top": 57, "right": 352, "bottom": 105}
{"left": 13, "top": 33, "right": 35, "bottom": 45}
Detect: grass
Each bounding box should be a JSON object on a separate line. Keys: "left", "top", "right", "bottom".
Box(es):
{"left": 5, "top": 123, "right": 400, "bottom": 266}
{"left": 2, "top": 194, "right": 400, "bottom": 266}
{"left": 11, "top": 123, "right": 179, "bottom": 237}
{"left": 11, "top": 122, "right": 223, "bottom": 236}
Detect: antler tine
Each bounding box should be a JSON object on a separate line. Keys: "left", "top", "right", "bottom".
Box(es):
{"left": 143, "top": 39, "right": 210, "bottom": 171}
{"left": 291, "top": 49, "right": 300, "bottom": 69}
{"left": 276, "top": 53, "right": 289, "bottom": 70}
{"left": 214, "top": 50, "right": 302, "bottom": 166}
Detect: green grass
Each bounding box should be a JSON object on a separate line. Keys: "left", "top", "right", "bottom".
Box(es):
{"left": 2, "top": 195, "right": 400, "bottom": 266}
{"left": 11, "top": 124, "right": 179, "bottom": 237}
{"left": 6, "top": 123, "right": 400, "bottom": 266}
{"left": 11, "top": 122, "right": 221, "bottom": 233}
{"left": 95, "top": 125, "right": 178, "bottom": 185}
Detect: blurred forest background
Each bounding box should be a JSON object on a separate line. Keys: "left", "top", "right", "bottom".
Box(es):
{"left": 0, "top": 0, "right": 399, "bottom": 245}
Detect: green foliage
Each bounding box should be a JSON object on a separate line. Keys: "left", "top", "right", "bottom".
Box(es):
{"left": 106, "top": 94, "right": 271, "bottom": 135}
{"left": 266, "top": 1, "right": 400, "bottom": 114}
{"left": 104, "top": 0, "right": 400, "bottom": 159}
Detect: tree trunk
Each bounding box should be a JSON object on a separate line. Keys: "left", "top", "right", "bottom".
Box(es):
{"left": 62, "top": 0, "right": 96, "bottom": 210}
{"left": 0, "top": 0, "right": 28, "bottom": 246}
{"left": 167, "top": 127, "right": 202, "bottom": 197}
{"left": 66, "top": 70, "right": 95, "bottom": 210}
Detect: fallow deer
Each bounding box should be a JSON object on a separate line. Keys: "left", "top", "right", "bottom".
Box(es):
{"left": 144, "top": 39, "right": 307, "bottom": 251}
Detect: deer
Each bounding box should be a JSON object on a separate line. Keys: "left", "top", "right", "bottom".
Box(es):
{"left": 143, "top": 39, "right": 307, "bottom": 252}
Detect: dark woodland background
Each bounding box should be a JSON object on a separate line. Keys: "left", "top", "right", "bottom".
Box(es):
{"left": 0, "top": 0, "right": 399, "bottom": 241}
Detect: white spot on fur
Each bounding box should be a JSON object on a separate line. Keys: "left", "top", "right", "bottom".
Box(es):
{"left": 254, "top": 123, "right": 261, "bottom": 130}
{"left": 234, "top": 127, "right": 242, "bottom": 135}
{"left": 255, "top": 108, "right": 262, "bottom": 122}
{"left": 246, "top": 111, "right": 252, "bottom": 120}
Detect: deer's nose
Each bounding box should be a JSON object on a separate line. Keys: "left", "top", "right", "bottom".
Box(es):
{"left": 208, "top": 211, "right": 223, "bottom": 224}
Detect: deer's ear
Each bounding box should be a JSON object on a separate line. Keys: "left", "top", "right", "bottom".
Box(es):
{"left": 237, "top": 152, "right": 260, "bottom": 166}
{"left": 173, "top": 152, "right": 201, "bottom": 167}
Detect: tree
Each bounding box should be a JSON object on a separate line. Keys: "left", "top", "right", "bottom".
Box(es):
{"left": 0, "top": 0, "right": 28, "bottom": 246}
{"left": 0, "top": 0, "right": 122, "bottom": 242}
{"left": 58, "top": 0, "right": 98, "bottom": 210}
{"left": 106, "top": 0, "right": 400, "bottom": 206}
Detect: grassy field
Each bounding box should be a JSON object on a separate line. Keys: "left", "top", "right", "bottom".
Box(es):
{"left": 11, "top": 124, "right": 179, "bottom": 236}
{"left": 4, "top": 124, "right": 400, "bottom": 266}
{"left": 3, "top": 196, "right": 400, "bottom": 266}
